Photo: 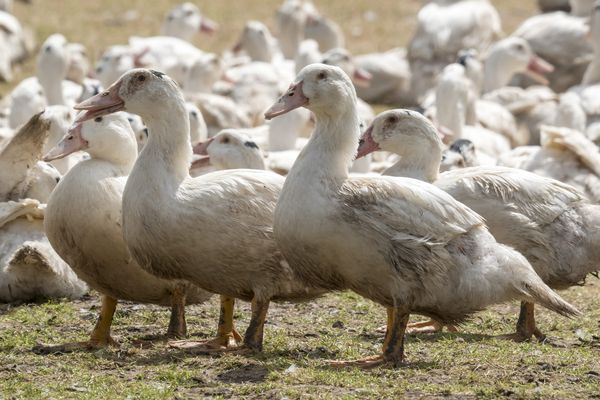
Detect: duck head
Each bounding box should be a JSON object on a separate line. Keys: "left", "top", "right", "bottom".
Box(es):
{"left": 44, "top": 112, "right": 136, "bottom": 167}
{"left": 264, "top": 63, "right": 356, "bottom": 120}
{"left": 356, "top": 109, "right": 442, "bottom": 159}
{"left": 74, "top": 68, "right": 181, "bottom": 123}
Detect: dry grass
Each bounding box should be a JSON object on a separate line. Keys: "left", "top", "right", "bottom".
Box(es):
{"left": 3, "top": 1, "right": 600, "bottom": 399}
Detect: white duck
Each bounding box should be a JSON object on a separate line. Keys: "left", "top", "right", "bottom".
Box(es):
{"left": 38, "top": 113, "right": 211, "bottom": 352}
{"left": 192, "top": 130, "right": 266, "bottom": 173}
{"left": 182, "top": 54, "right": 223, "bottom": 96}
{"left": 511, "top": 1, "right": 593, "bottom": 92}
{"left": 0, "top": 112, "right": 87, "bottom": 303}
{"left": 266, "top": 64, "right": 578, "bottom": 367}
{"left": 275, "top": 0, "right": 310, "bottom": 59}
{"left": 128, "top": 36, "right": 206, "bottom": 84}
{"left": 357, "top": 109, "right": 600, "bottom": 339}
{"left": 499, "top": 125, "right": 600, "bottom": 202}
{"left": 482, "top": 37, "right": 554, "bottom": 94}
{"left": 73, "top": 68, "right": 324, "bottom": 353}
{"left": 568, "top": 3, "right": 600, "bottom": 142}
{"left": 233, "top": 21, "right": 280, "bottom": 63}
{"left": 0, "top": 9, "right": 33, "bottom": 82}
{"left": 353, "top": 48, "right": 412, "bottom": 105}
{"left": 161, "top": 2, "right": 217, "bottom": 42}
{"left": 303, "top": 11, "right": 344, "bottom": 52}
{"left": 435, "top": 63, "right": 510, "bottom": 162}
{"left": 0, "top": 109, "right": 63, "bottom": 203}
{"left": 408, "top": 0, "right": 502, "bottom": 102}
{"left": 95, "top": 45, "right": 140, "bottom": 89}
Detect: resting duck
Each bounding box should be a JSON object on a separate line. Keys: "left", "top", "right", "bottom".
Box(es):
{"left": 38, "top": 113, "right": 212, "bottom": 352}
{"left": 499, "top": 125, "right": 600, "bottom": 202}
{"left": 0, "top": 112, "right": 87, "bottom": 303}
{"left": 161, "top": 2, "right": 217, "bottom": 42}
{"left": 192, "top": 130, "right": 265, "bottom": 171}
{"left": 265, "top": 64, "right": 578, "bottom": 368}
{"left": 72, "top": 68, "right": 323, "bottom": 353}
{"left": 357, "top": 109, "right": 600, "bottom": 339}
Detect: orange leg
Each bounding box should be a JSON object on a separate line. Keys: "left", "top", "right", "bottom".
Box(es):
{"left": 169, "top": 295, "right": 242, "bottom": 352}
{"left": 330, "top": 306, "right": 410, "bottom": 369}
{"left": 33, "top": 295, "right": 119, "bottom": 354}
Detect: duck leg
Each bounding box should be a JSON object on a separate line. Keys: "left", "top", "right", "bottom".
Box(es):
{"left": 166, "top": 286, "right": 187, "bottom": 339}
{"left": 330, "top": 306, "right": 410, "bottom": 369}
{"left": 498, "top": 301, "right": 546, "bottom": 342}
{"left": 241, "top": 298, "right": 270, "bottom": 352}
{"left": 33, "top": 295, "right": 119, "bottom": 354}
{"left": 168, "top": 295, "right": 242, "bottom": 352}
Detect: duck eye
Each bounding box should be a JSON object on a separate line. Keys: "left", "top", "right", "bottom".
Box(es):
{"left": 386, "top": 116, "right": 398, "bottom": 124}
{"left": 190, "top": 111, "right": 198, "bottom": 118}
{"left": 94, "top": 117, "right": 103, "bottom": 123}
{"left": 317, "top": 72, "right": 327, "bottom": 80}
{"left": 222, "top": 137, "right": 230, "bottom": 144}
{"left": 138, "top": 75, "right": 146, "bottom": 82}
{"left": 67, "top": 135, "right": 73, "bottom": 141}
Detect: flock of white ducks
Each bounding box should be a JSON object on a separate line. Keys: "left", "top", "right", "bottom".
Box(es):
{"left": 0, "top": 0, "right": 599, "bottom": 368}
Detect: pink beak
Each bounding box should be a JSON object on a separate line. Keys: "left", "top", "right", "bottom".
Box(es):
{"left": 355, "top": 124, "right": 380, "bottom": 159}
{"left": 200, "top": 17, "right": 218, "bottom": 34}
{"left": 352, "top": 68, "right": 372, "bottom": 87}
{"left": 264, "top": 81, "right": 308, "bottom": 120}
{"left": 43, "top": 122, "right": 89, "bottom": 161}
{"left": 74, "top": 80, "right": 125, "bottom": 123}
{"left": 192, "top": 137, "right": 214, "bottom": 156}
{"left": 525, "top": 55, "right": 554, "bottom": 85}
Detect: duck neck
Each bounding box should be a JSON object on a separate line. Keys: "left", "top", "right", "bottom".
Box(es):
{"left": 483, "top": 56, "right": 514, "bottom": 93}
{"left": 39, "top": 76, "right": 65, "bottom": 106}
{"left": 136, "top": 96, "right": 192, "bottom": 188}
{"left": 384, "top": 147, "right": 441, "bottom": 183}
{"left": 288, "top": 103, "right": 360, "bottom": 187}
{"left": 436, "top": 91, "right": 465, "bottom": 139}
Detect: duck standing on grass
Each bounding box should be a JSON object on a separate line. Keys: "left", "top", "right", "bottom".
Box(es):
{"left": 69, "top": 69, "right": 324, "bottom": 354}
{"left": 38, "top": 113, "right": 212, "bottom": 353}
{"left": 265, "top": 64, "right": 579, "bottom": 368}
{"left": 356, "top": 109, "right": 600, "bottom": 340}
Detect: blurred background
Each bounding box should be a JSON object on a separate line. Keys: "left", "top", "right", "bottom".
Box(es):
{"left": 0, "top": 0, "right": 536, "bottom": 96}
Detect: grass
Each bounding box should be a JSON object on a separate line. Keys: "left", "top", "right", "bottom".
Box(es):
{"left": 1, "top": 283, "right": 599, "bottom": 399}
{"left": 2, "top": 1, "right": 599, "bottom": 399}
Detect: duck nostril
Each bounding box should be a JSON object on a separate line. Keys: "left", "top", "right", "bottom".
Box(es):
{"left": 288, "top": 91, "right": 295, "bottom": 97}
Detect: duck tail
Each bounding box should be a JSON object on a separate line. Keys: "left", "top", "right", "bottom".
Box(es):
{"left": 518, "top": 278, "right": 581, "bottom": 318}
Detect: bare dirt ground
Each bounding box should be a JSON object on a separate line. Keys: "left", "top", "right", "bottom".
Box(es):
{"left": 2, "top": 1, "right": 600, "bottom": 399}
